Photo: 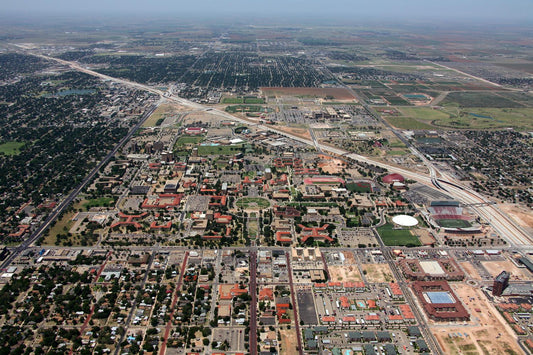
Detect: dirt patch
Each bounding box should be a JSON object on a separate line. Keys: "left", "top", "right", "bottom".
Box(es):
{"left": 459, "top": 261, "right": 482, "bottom": 281}
{"left": 317, "top": 154, "right": 346, "bottom": 174}
{"left": 499, "top": 203, "right": 533, "bottom": 233}
{"left": 432, "top": 283, "right": 523, "bottom": 355}
{"left": 279, "top": 328, "right": 298, "bottom": 354}
{"left": 329, "top": 265, "right": 362, "bottom": 282}
{"left": 362, "top": 264, "right": 394, "bottom": 283}
{"left": 481, "top": 260, "right": 533, "bottom": 281}
{"left": 343, "top": 251, "right": 357, "bottom": 265}
{"left": 261, "top": 87, "right": 357, "bottom": 100}
{"left": 275, "top": 126, "right": 311, "bottom": 140}
{"left": 411, "top": 229, "right": 436, "bottom": 245}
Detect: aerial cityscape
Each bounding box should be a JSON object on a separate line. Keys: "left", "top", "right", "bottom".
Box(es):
{"left": 0, "top": 2, "right": 532, "bottom": 355}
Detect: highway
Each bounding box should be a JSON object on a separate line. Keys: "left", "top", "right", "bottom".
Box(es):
{"left": 20, "top": 50, "right": 529, "bottom": 247}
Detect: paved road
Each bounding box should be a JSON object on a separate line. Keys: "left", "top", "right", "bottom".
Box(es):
{"left": 0, "top": 101, "right": 160, "bottom": 270}
{"left": 249, "top": 250, "right": 258, "bottom": 355}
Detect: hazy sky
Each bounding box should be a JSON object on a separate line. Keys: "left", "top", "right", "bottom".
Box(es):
{"left": 2, "top": 0, "right": 532, "bottom": 23}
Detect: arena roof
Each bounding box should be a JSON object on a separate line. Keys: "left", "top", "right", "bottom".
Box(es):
{"left": 392, "top": 215, "right": 418, "bottom": 227}
{"left": 383, "top": 173, "right": 404, "bottom": 184}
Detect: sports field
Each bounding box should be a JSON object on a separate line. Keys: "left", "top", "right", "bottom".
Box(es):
{"left": 346, "top": 182, "right": 372, "bottom": 193}
{"left": 377, "top": 223, "right": 421, "bottom": 246}
{"left": 174, "top": 136, "right": 203, "bottom": 147}
{"left": 435, "top": 219, "right": 472, "bottom": 228}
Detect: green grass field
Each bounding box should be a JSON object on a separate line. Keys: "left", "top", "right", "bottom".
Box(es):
{"left": 225, "top": 105, "right": 271, "bottom": 113}
{"left": 0, "top": 141, "right": 25, "bottom": 155}
{"left": 83, "top": 197, "right": 115, "bottom": 210}
{"left": 435, "top": 219, "right": 472, "bottom": 228}
{"left": 377, "top": 224, "right": 421, "bottom": 246}
{"left": 236, "top": 197, "right": 270, "bottom": 209}
{"left": 197, "top": 144, "right": 243, "bottom": 155}
{"left": 389, "top": 106, "right": 533, "bottom": 130}
{"left": 346, "top": 182, "right": 372, "bottom": 193}
{"left": 441, "top": 92, "right": 525, "bottom": 108}
{"left": 175, "top": 136, "right": 204, "bottom": 147}
{"left": 222, "top": 97, "right": 265, "bottom": 104}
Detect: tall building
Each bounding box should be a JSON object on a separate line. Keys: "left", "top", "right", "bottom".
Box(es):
{"left": 493, "top": 271, "right": 510, "bottom": 296}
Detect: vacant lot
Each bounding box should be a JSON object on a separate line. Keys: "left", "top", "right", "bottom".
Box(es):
{"left": 362, "top": 263, "right": 394, "bottom": 283}
{"left": 481, "top": 260, "right": 533, "bottom": 281}
{"left": 279, "top": 329, "right": 298, "bottom": 354}
{"left": 433, "top": 283, "right": 523, "bottom": 355}
{"left": 377, "top": 224, "right": 421, "bottom": 246}
{"left": 329, "top": 265, "right": 363, "bottom": 282}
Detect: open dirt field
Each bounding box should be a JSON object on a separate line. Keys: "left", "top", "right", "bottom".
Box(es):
{"left": 459, "top": 261, "right": 482, "bottom": 281}
{"left": 412, "top": 229, "right": 436, "bottom": 245}
{"left": 329, "top": 265, "right": 362, "bottom": 282}
{"left": 499, "top": 203, "right": 533, "bottom": 234}
{"left": 317, "top": 154, "right": 346, "bottom": 174}
{"left": 143, "top": 103, "right": 187, "bottom": 127}
{"left": 275, "top": 126, "right": 312, "bottom": 140}
{"left": 432, "top": 283, "right": 523, "bottom": 355}
{"left": 481, "top": 260, "right": 533, "bottom": 281}
{"left": 261, "top": 87, "right": 357, "bottom": 100}
{"left": 343, "top": 250, "right": 357, "bottom": 264}
{"left": 279, "top": 328, "right": 298, "bottom": 355}
{"left": 362, "top": 263, "right": 394, "bottom": 283}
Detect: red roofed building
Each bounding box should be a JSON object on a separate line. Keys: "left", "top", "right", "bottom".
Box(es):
{"left": 141, "top": 194, "right": 182, "bottom": 209}
{"left": 389, "top": 283, "right": 403, "bottom": 298}
{"left": 387, "top": 314, "right": 404, "bottom": 323}
{"left": 110, "top": 212, "right": 148, "bottom": 230}
{"left": 399, "top": 304, "right": 415, "bottom": 321}
{"left": 276, "top": 231, "right": 292, "bottom": 244}
{"left": 219, "top": 284, "right": 248, "bottom": 300}
{"left": 9, "top": 224, "right": 30, "bottom": 238}
{"left": 259, "top": 287, "right": 274, "bottom": 301}
{"left": 213, "top": 212, "right": 232, "bottom": 224}
{"left": 150, "top": 221, "right": 172, "bottom": 229}
{"left": 367, "top": 300, "right": 377, "bottom": 309}
{"left": 299, "top": 224, "right": 333, "bottom": 243}
{"left": 365, "top": 314, "right": 380, "bottom": 323}
{"left": 321, "top": 316, "right": 336, "bottom": 324}
{"left": 339, "top": 296, "right": 350, "bottom": 309}
{"left": 382, "top": 173, "right": 404, "bottom": 184}
{"left": 342, "top": 316, "right": 357, "bottom": 324}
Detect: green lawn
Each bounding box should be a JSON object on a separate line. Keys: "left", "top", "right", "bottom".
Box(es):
{"left": 377, "top": 224, "right": 421, "bottom": 246}
{"left": 346, "top": 182, "right": 372, "bottom": 193}
{"left": 197, "top": 144, "right": 243, "bottom": 155}
{"left": 83, "top": 197, "right": 115, "bottom": 210}
{"left": 0, "top": 141, "right": 25, "bottom": 155}
{"left": 175, "top": 136, "right": 204, "bottom": 147}
{"left": 236, "top": 197, "right": 270, "bottom": 209}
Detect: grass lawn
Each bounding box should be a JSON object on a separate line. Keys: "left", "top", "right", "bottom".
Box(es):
{"left": 42, "top": 212, "right": 76, "bottom": 245}
{"left": 398, "top": 107, "right": 450, "bottom": 121}
{"left": 222, "top": 97, "right": 245, "bottom": 104}
{"left": 197, "top": 144, "right": 243, "bottom": 155}
{"left": 383, "top": 116, "right": 435, "bottom": 130}
{"left": 441, "top": 91, "right": 525, "bottom": 108}
{"left": 346, "top": 182, "right": 372, "bottom": 193}
{"left": 174, "top": 135, "right": 204, "bottom": 147}
{"left": 236, "top": 197, "right": 270, "bottom": 209}
{"left": 377, "top": 223, "right": 421, "bottom": 246}
{"left": 0, "top": 141, "right": 25, "bottom": 155}
{"left": 83, "top": 197, "right": 115, "bottom": 210}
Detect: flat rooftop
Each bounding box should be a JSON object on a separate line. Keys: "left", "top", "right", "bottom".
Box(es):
{"left": 420, "top": 260, "right": 445, "bottom": 275}
{"left": 424, "top": 291, "right": 455, "bottom": 304}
